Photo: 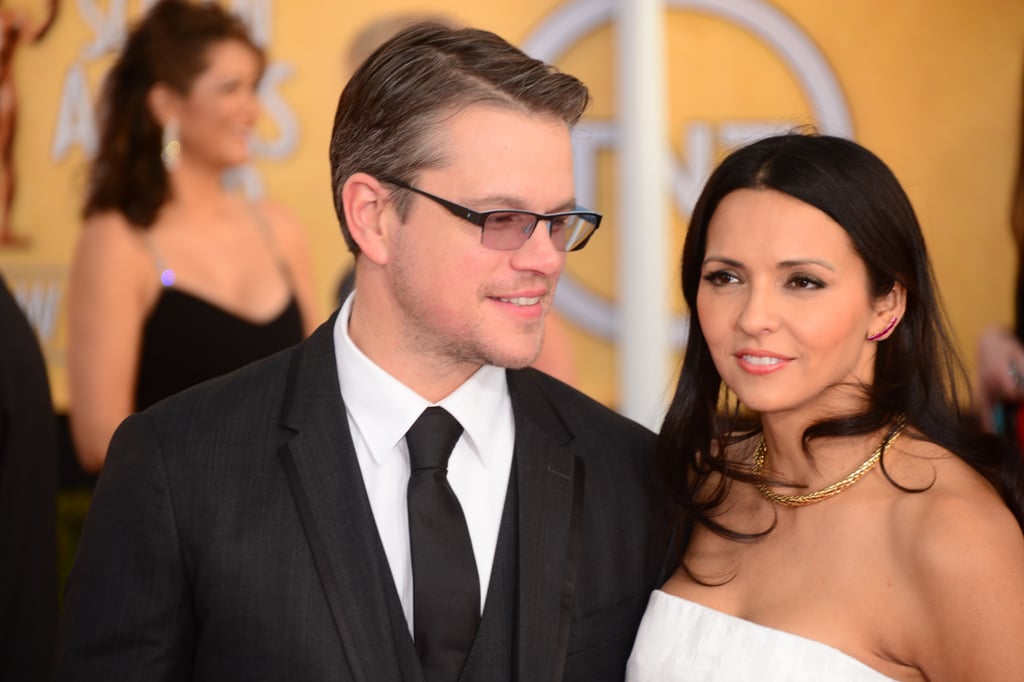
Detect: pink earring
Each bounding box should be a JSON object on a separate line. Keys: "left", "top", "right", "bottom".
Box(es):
{"left": 867, "top": 316, "right": 898, "bottom": 341}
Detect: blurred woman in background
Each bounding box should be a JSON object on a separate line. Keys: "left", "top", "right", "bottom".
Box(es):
{"left": 67, "top": 0, "right": 317, "bottom": 473}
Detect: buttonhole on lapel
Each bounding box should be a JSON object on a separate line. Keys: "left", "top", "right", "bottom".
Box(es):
{"left": 546, "top": 464, "right": 572, "bottom": 481}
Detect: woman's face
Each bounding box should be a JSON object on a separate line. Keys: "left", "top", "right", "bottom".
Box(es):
{"left": 695, "top": 188, "right": 893, "bottom": 421}
{"left": 176, "top": 40, "right": 261, "bottom": 170}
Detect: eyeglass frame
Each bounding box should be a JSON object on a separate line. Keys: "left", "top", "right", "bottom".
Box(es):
{"left": 380, "top": 177, "right": 602, "bottom": 252}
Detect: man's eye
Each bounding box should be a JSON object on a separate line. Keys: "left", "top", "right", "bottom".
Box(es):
{"left": 487, "top": 212, "right": 527, "bottom": 227}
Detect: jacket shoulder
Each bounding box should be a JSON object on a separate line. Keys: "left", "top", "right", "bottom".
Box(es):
{"left": 144, "top": 345, "right": 295, "bottom": 423}
{"left": 510, "top": 368, "right": 656, "bottom": 442}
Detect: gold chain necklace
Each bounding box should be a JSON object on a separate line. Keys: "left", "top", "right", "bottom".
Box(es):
{"left": 752, "top": 422, "right": 906, "bottom": 507}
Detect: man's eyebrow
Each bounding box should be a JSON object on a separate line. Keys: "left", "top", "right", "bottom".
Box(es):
{"left": 471, "top": 194, "right": 578, "bottom": 213}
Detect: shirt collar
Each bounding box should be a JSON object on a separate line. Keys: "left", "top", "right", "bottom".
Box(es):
{"left": 334, "top": 293, "right": 509, "bottom": 467}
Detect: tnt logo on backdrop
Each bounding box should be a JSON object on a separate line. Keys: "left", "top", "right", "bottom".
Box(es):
{"left": 524, "top": 0, "right": 851, "bottom": 348}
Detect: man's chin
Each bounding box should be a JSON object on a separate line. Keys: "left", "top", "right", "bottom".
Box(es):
{"left": 482, "top": 342, "right": 543, "bottom": 370}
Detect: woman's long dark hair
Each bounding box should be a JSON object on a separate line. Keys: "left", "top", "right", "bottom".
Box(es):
{"left": 657, "top": 133, "right": 1024, "bottom": 578}
{"left": 83, "top": 0, "right": 262, "bottom": 228}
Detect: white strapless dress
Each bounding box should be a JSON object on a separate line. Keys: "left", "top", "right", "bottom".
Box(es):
{"left": 626, "top": 590, "right": 897, "bottom": 681}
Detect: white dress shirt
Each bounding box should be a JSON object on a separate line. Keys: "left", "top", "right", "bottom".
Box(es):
{"left": 333, "top": 294, "right": 515, "bottom": 631}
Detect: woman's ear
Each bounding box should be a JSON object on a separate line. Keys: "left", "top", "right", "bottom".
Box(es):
{"left": 146, "top": 83, "right": 181, "bottom": 128}
{"left": 867, "top": 282, "right": 907, "bottom": 341}
{"left": 343, "top": 173, "right": 394, "bottom": 266}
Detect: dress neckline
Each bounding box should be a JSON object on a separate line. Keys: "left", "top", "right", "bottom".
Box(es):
{"left": 648, "top": 589, "right": 898, "bottom": 681}
{"left": 148, "top": 287, "right": 299, "bottom": 328}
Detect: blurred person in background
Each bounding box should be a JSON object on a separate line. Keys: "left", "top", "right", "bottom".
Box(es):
{"left": 66, "top": 0, "right": 317, "bottom": 474}
{"left": 975, "top": 57, "right": 1024, "bottom": 445}
{"left": 0, "top": 274, "right": 57, "bottom": 681}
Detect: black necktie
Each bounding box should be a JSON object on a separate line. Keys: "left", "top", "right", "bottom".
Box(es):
{"left": 406, "top": 407, "right": 480, "bottom": 681}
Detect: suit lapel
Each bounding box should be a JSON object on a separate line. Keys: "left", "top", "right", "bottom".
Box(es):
{"left": 274, "top": 337, "right": 584, "bottom": 681}
{"left": 276, "top": 315, "right": 420, "bottom": 682}
{"left": 507, "top": 370, "right": 583, "bottom": 682}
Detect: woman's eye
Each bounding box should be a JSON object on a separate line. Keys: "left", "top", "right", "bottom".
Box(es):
{"left": 787, "top": 274, "right": 824, "bottom": 289}
{"left": 218, "top": 79, "right": 243, "bottom": 94}
{"left": 702, "top": 270, "right": 739, "bottom": 286}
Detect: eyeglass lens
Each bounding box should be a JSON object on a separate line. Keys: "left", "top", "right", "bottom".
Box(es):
{"left": 481, "top": 211, "right": 595, "bottom": 252}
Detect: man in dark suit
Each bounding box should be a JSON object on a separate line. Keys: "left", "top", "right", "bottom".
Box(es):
{"left": 0, "top": 275, "right": 57, "bottom": 680}
{"left": 56, "top": 22, "right": 655, "bottom": 681}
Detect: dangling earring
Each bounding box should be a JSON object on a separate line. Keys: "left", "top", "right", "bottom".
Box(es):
{"left": 867, "top": 316, "right": 898, "bottom": 341}
{"left": 161, "top": 119, "right": 181, "bottom": 172}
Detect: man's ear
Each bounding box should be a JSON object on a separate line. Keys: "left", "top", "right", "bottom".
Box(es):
{"left": 146, "top": 83, "right": 181, "bottom": 128}
{"left": 343, "top": 173, "right": 394, "bottom": 266}
{"left": 868, "top": 282, "right": 907, "bottom": 341}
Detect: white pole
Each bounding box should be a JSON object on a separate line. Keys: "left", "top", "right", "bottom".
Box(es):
{"left": 616, "top": 0, "right": 670, "bottom": 431}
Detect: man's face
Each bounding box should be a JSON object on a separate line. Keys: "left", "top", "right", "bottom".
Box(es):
{"left": 384, "top": 104, "right": 574, "bottom": 377}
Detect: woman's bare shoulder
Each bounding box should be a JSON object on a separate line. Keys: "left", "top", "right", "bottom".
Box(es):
{"left": 889, "top": 442, "right": 1024, "bottom": 679}
{"left": 890, "top": 440, "right": 1019, "bottom": 547}
{"left": 76, "top": 211, "right": 156, "bottom": 271}
{"left": 78, "top": 210, "right": 149, "bottom": 257}
{"left": 887, "top": 440, "right": 1023, "bottom": 613}
{"left": 72, "top": 211, "right": 158, "bottom": 307}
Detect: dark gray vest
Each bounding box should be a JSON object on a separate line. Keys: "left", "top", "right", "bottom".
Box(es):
{"left": 459, "top": 466, "right": 519, "bottom": 681}
{"left": 378, "top": 466, "right": 520, "bottom": 682}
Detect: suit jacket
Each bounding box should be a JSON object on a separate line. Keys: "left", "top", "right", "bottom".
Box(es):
{"left": 0, "top": 276, "right": 57, "bottom": 680}
{"left": 55, "top": 315, "right": 656, "bottom": 681}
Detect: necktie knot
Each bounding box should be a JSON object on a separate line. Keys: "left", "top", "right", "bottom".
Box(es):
{"left": 406, "top": 406, "right": 463, "bottom": 471}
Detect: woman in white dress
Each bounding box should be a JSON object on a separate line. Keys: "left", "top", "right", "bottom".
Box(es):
{"left": 628, "top": 133, "right": 1024, "bottom": 681}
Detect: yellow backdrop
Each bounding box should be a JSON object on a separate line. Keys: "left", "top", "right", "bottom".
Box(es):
{"left": 1, "top": 0, "right": 1021, "bottom": 412}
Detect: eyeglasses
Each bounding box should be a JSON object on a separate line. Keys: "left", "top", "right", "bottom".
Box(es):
{"left": 382, "top": 178, "right": 601, "bottom": 252}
